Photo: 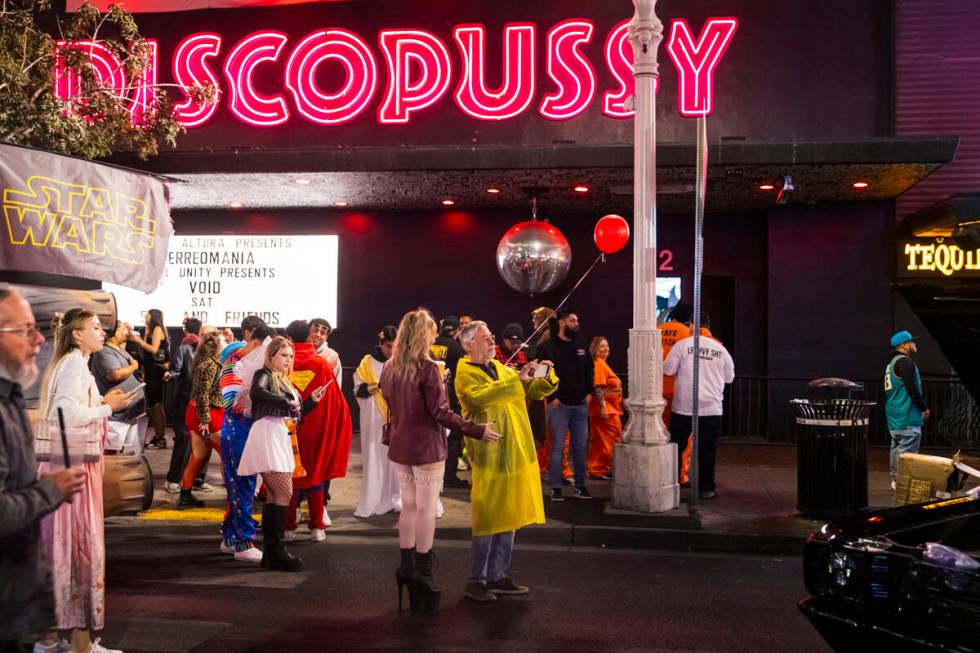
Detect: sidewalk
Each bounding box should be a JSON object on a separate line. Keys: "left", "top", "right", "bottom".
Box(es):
{"left": 122, "top": 432, "right": 974, "bottom": 555}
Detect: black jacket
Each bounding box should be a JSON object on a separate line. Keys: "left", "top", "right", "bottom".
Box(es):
{"left": 250, "top": 368, "right": 317, "bottom": 421}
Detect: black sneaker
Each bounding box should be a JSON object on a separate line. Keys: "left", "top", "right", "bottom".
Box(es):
{"left": 572, "top": 487, "right": 593, "bottom": 500}
{"left": 550, "top": 488, "right": 565, "bottom": 502}
{"left": 487, "top": 577, "right": 529, "bottom": 595}
{"left": 176, "top": 489, "right": 204, "bottom": 510}
{"left": 464, "top": 582, "right": 497, "bottom": 602}
{"left": 698, "top": 491, "right": 717, "bottom": 500}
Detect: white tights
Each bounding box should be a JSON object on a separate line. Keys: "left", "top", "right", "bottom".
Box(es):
{"left": 394, "top": 462, "right": 443, "bottom": 553}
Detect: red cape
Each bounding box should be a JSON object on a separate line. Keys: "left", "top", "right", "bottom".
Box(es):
{"left": 290, "top": 342, "right": 353, "bottom": 488}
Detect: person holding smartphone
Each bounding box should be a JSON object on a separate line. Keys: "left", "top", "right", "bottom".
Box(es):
{"left": 90, "top": 320, "right": 147, "bottom": 454}
{"left": 455, "top": 320, "right": 557, "bottom": 602}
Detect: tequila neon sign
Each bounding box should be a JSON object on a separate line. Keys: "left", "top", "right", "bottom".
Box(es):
{"left": 55, "top": 16, "right": 738, "bottom": 129}
{"left": 902, "top": 238, "right": 980, "bottom": 277}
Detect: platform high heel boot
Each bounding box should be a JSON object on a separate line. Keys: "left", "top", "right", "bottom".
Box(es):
{"left": 396, "top": 547, "right": 419, "bottom": 612}
{"left": 269, "top": 505, "right": 303, "bottom": 572}
{"left": 413, "top": 550, "right": 441, "bottom": 613}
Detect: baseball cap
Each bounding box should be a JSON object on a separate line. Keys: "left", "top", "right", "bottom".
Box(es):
{"left": 440, "top": 315, "right": 460, "bottom": 334}
{"left": 890, "top": 330, "right": 917, "bottom": 348}
{"left": 501, "top": 322, "right": 525, "bottom": 341}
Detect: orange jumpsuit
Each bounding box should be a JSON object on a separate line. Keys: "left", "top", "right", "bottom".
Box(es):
{"left": 587, "top": 357, "right": 623, "bottom": 477}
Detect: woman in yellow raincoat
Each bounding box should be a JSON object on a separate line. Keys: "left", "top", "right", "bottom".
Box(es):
{"left": 455, "top": 320, "right": 557, "bottom": 602}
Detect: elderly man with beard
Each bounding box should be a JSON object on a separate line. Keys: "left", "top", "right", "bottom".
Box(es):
{"left": 0, "top": 288, "right": 86, "bottom": 652}
{"left": 454, "top": 320, "right": 557, "bottom": 602}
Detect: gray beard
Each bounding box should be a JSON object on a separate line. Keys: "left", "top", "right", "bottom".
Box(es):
{"left": 0, "top": 358, "right": 37, "bottom": 388}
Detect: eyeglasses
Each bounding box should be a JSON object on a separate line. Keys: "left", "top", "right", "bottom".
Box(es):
{"left": 0, "top": 325, "right": 42, "bottom": 339}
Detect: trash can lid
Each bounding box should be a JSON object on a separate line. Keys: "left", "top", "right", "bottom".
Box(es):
{"left": 808, "top": 377, "right": 864, "bottom": 391}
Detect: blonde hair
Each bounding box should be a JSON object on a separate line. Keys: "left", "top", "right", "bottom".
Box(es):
{"left": 39, "top": 308, "right": 96, "bottom": 414}
{"left": 589, "top": 336, "right": 609, "bottom": 359}
{"left": 263, "top": 336, "right": 295, "bottom": 396}
{"left": 388, "top": 308, "right": 437, "bottom": 378}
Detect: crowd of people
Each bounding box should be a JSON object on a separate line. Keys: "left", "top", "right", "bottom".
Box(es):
{"left": 0, "top": 284, "right": 741, "bottom": 652}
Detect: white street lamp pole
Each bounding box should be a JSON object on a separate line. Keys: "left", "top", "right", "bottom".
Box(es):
{"left": 612, "top": 0, "right": 680, "bottom": 513}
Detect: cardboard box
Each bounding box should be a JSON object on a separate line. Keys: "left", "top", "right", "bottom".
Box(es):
{"left": 895, "top": 452, "right": 980, "bottom": 505}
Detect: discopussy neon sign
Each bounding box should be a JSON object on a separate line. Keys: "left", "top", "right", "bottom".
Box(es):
{"left": 55, "top": 16, "right": 738, "bottom": 129}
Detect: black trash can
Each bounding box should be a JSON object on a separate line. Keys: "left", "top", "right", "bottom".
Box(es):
{"left": 791, "top": 379, "right": 876, "bottom": 518}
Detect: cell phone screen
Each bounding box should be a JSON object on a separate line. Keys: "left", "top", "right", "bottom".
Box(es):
{"left": 532, "top": 364, "right": 551, "bottom": 378}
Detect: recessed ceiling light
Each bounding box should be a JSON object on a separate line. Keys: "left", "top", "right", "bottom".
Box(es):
{"left": 759, "top": 184, "right": 775, "bottom": 191}
{"left": 573, "top": 185, "right": 590, "bottom": 193}
{"left": 442, "top": 199, "right": 455, "bottom": 206}
{"left": 852, "top": 181, "right": 869, "bottom": 189}
{"left": 486, "top": 188, "right": 501, "bottom": 194}
{"left": 295, "top": 178, "right": 311, "bottom": 185}
{"left": 229, "top": 202, "right": 243, "bottom": 208}
{"left": 334, "top": 201, "right": 348, "bottom": 207}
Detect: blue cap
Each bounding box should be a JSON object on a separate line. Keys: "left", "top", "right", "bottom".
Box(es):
{"left": 890, "top": 330, "right": 916, "bottom": 348}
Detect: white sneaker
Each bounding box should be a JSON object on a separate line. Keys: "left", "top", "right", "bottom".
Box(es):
{"left": 322, "top": 510, "right": 332, "bottom": 527}
{"left": 310, "top": 528, "right": 326, "bottom": 542}
{"left": 435, "top": 500, "right": 445, "bottom": 519}
{"left": 194, "top": 482, "right": 214, "bottom": 493}
{"left": 219, "top": 541, "right": 234, "bottom": 554}
{"left": 164, "top": 481, "right": 180, "bottom": 494}
{"left": 89, "top": 638, "right": 124, "bottom": 653}
{"left": 283, "top": 530, "right": 296, "bottom": 542}
{"left": 234, "top": 547, "right": 263, "bottom": 563}
{"left": 33, "top": 640, "right": 69, "bottom": 653}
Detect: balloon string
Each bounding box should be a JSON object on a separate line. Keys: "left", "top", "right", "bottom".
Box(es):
{"left": 504, "top": 252, "right": 606, "bottom": 367}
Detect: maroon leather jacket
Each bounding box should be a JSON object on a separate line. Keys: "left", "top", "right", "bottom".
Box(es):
{"left": 380, "top": 359, "right": 485, "bottom": 466}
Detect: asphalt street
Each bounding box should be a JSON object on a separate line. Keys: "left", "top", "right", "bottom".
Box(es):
{"left": 98, "top": 522, "right": 831, "bottom": 652}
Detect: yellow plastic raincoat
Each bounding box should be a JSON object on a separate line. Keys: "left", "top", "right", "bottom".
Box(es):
{"left": 455, "top": 359, "right": 557, "bottom": 536}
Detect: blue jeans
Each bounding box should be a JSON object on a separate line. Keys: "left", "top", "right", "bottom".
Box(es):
{"left": 470, "top": 531, "right": 515, "bottom": 584}
{"left": 549, "top": 402, "right": 589, "bottom": 489}
{"left": 889, "top": 426, "right": 922, "bottom": 480}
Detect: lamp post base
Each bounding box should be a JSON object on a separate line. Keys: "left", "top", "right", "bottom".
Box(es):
{"left": 612, "top": 441, "right": 679, "bottom": 513}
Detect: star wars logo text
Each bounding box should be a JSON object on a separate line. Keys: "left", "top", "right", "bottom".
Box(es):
{"left": 3, "top": 176, "right": 157, "bottom": 265}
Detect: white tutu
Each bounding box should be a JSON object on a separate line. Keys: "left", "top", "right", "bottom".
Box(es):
{"left": 238, "top": 416, "right": 295, "bottom": 475}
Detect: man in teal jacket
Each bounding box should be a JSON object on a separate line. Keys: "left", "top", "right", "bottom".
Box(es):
{"left": 884, "top": 330, "right": 930, "bottom": 488}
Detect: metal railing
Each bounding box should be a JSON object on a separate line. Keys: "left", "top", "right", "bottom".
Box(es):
{"left": 716, "top": 376, "right": 979, "bottom": 449}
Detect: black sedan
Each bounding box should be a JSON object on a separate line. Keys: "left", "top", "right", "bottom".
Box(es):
{"left": 800, "top": 494, "right": 980, "bottom": 652}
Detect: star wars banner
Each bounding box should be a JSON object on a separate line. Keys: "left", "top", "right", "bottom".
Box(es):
{"left": 0, "top": 143, "right": 172, "bottom": 293}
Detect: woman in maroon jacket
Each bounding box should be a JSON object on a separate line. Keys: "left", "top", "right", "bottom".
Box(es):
{"left": 381, "top": 309, "right": 500, "bottom": 612}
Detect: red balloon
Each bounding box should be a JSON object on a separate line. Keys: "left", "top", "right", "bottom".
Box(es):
{"left": 594, "top": 214, "right": 630, "bottom": 254}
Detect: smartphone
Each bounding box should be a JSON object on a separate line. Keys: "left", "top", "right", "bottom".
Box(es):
{"left": 532, "top": 363, "right": 552, "bottom": 378}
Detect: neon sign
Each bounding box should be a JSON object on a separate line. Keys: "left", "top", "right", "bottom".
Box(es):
{"left": 54, "top": 16, "right": 738, "bottom": 128}
{"left": 901, "top": 238, "right": 980, "bottom": 277}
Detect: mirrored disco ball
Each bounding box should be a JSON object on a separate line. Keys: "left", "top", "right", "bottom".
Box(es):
{"left": 496, "top": 220, "right": 572, "bottom": 295}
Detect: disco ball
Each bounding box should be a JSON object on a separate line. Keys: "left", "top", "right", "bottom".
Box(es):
{"left": 496, "top": 220, "right": 572, "bottom": 295}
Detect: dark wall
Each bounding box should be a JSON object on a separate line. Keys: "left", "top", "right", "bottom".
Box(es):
{"left": 127, "top": 0, "right": 892, "bottom": 152}
{"left": 170, "top": 206, "right": 769, "bottom": 377}
{"left": 767, "top": 202, "right": 896, "bottom": 380}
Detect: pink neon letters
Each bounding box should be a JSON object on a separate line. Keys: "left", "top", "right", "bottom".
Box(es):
{"left": 55, "top": 16, "right": 737, "bottom": 128}
{"left": 285, "top": 29, "right": 377, "bottom": 125}
{"left": 666, "top": 17, "right": 739, "bottom": 117}
{"left": 453, "top": 23, "right": 537, "bottom": 121}
{"left": 173, "top": 33, "right": 222, "bottom": 127}
{"left": 378, "top": 29, "right": 453, "bottom": 124}
{"left": 539, "top": 19, "right": 597, "bottom": 120}
{"left": 223, "top": 31, "right": 290, "bottom": 126}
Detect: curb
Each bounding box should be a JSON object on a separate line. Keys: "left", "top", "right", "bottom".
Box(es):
{"left": 317, "top": 523, "right": 807, "bottom": 555}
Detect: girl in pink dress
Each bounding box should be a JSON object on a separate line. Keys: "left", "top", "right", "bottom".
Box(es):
{"left": 36, "top": 309, "right": 133, "bottom": 653}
